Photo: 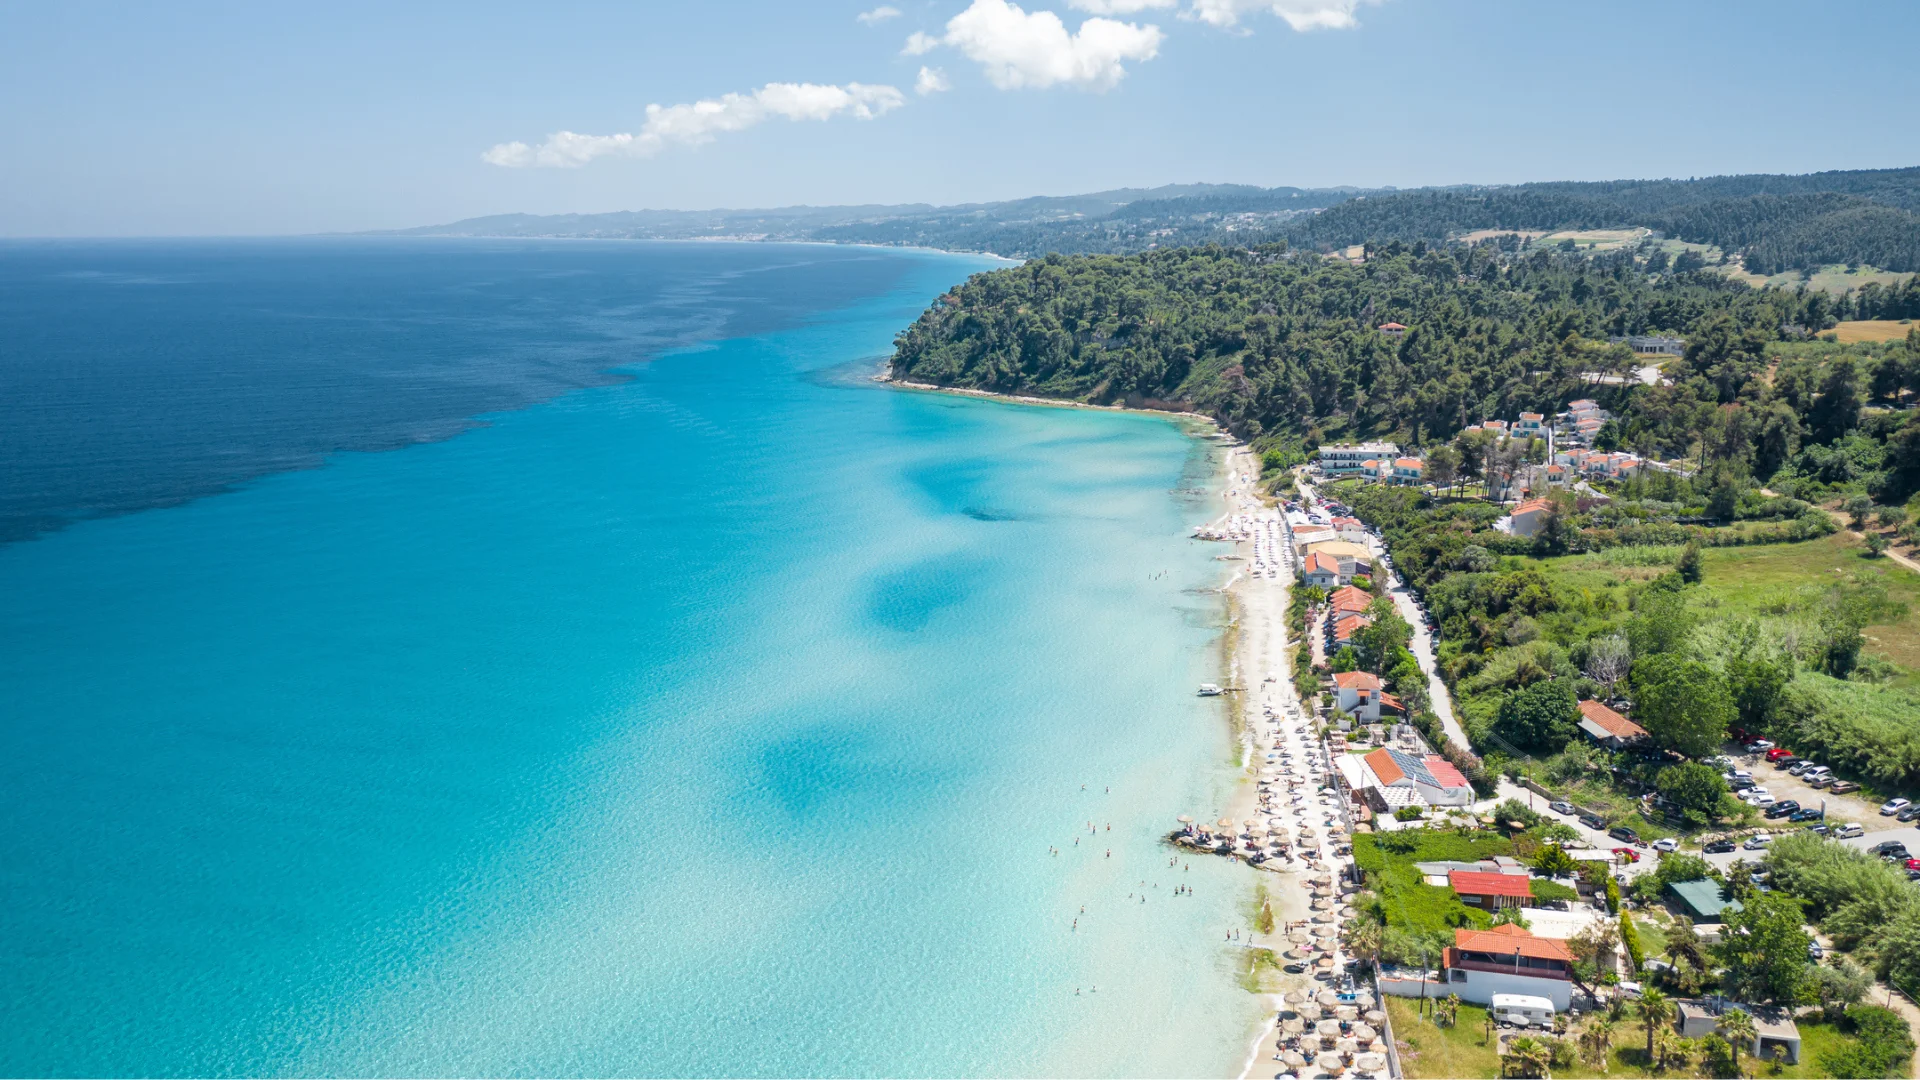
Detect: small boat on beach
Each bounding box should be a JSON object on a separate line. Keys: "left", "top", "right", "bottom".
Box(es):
{"left": 1196, "top": 683, "right": 1224, "bottom": 696}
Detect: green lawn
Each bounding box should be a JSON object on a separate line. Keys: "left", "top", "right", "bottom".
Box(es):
{"left": 1389, "top": 997, "right": 1863, "bottom": 1079}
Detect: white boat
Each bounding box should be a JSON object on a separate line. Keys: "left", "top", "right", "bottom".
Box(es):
{"left": 1197, "top": 683, "right": 1225, "bottom": 697}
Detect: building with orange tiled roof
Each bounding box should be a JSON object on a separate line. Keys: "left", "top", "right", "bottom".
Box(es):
{"left": 1509, "top": 497, "right": 1554, "bottom": 538}
{"left": 1577, "top": 699, "right": 1647, "bottom": 748}
{"left": 1442, "top": 923, "right": 1575, "bottom": 1009}
{"left": 1303, "top": 551, "right": 1342, "bottom": 588}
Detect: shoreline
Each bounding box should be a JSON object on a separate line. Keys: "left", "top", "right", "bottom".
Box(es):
{"left": 877, "top": 373, "right": 1224, "bottom": 428}
{"left": 876, "top": 372, "right": 1329, "bottom": 1078}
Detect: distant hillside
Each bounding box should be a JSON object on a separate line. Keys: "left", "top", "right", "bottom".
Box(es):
{"left": 390, "top": 167, "right": 1920, "bottom": 275}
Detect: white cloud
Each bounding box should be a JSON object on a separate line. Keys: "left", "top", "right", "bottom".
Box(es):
{"left": 1066, "top": 0, "right": 1176, "bottom": 12}
{"left": 915, "top": 66, "right": 952, "bottom": 94}
{"left": 1186, "top": 0, "right": 1379, "bottom": 30}
{"left": 856, "top": 5, "right": 902, "bottom": 23}
{"left": 483, "top": 81, "right": 905, "bottom": 168}
{"left": 909, "top": 0, "right": 1164, "bottom": 92}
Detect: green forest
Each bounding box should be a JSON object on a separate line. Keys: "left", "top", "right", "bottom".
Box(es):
{"left": 890, "top": 243, "right": 1920, "bottom": 502}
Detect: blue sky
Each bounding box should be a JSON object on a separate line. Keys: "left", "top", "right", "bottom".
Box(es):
{"left": 5, "top": 0, "right": 1918, "bottom": 235}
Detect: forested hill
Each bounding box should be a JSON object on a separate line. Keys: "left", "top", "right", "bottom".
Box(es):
{"left": 889, "top": 243, "right": 1920, "bottom": 500}
{"left": 395, "top": 167, "right": 1920, "bottom": 275}
{"left": 1289, "top": 169, "right": 1920, "bottom": 274}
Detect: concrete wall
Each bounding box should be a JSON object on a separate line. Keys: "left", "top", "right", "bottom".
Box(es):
{"left": 1443, "top": 968, "right": 1573, "bottom": 1011}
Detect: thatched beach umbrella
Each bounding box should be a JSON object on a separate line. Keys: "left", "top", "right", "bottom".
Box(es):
{"left": 1351, "top": 1022, "right": 1376, "bottom": 1042}
{"left": 1280, "top": 1049, "right": 1308, "bottom": 1068}
{"left": 1335, "top": 1005, "right": 1358, "bottom": 1022}
{"left": 1353, "top": 1052, "right": 1386, "bottom": 1073}
{"left": 1313, "top": 925, "right": 1337, "bottom": 938}
{"left": 1281, "top": 1017, "right": 1305, "bottom": 1036}
{"left": 1316, "top": 1018, "right": 1341, "bottom": 1038}
{"left": 1335, "top": 1036, "right": 1359, "bottom": 1055}
{"left": 1217, "top": 817, "right": 1235, "bottom": 831}
{"left": 1316, "top": 990, "right": 1340, "bottom": 1008}
{"left": 1315, "top": 1051, "right": 1345, "bottom": 1074}
{"left": 1363, "top": 1009, "right": 1384, "bottom": 1025}
{"left": 1177, "top": 815, "right": 1194, "bottom": 824}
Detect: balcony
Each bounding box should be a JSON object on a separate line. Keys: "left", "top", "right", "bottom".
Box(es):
{"left": 1447, "top": 956, "right": 1571, "bottom": 981}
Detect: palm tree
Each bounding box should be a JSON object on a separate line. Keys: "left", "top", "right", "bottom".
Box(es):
{"left": 1637, "top": 987, "right": 1674, "bottom": 1064}
{"left": 1343, "top": 918, "right": 1383, "bottom": 966}
{"left": 1580, "top": 1018, "right": 1615, "bottom": 1072}
{"left": 1503, "top": 1035, "right": 1553, "bottom": 1079}
{"left": 1436, "top": 993, "right": 1460, "bottom": 1028}
{"left": 1718, "top": 1009, "right": 1756, "bottom": 1078}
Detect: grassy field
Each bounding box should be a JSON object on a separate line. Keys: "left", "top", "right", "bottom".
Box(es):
{"left": 1824, "top": 319, "right": 1917, "bottom": 343}
{"left": 1541, "top": 532, "right": 1920, "bottom": 684}
{"left": 1724, "top": 262, "right": 1917, "bottom": 295}
{"left": 1387, "top": 996, "right": 1858, "bottom": 1078}
{"left": 1693, "top": 533, "right": 1920, "bottom": 680}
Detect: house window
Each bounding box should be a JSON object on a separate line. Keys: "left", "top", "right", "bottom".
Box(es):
{"left": 1450, "top": 969, "right": 1467, "bottom": 983}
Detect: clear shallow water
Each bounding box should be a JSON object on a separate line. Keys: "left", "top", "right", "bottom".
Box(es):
{"left": 0, "top": 241, "right": 1262, "bottom": 1076}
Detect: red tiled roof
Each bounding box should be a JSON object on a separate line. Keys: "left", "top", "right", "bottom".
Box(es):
{"left": 1334, "top": 613, "right": 1371, "bottom": 633}
{"left": 1394, "top": 457, "right": 1423, "bottom": 469}
{"left": 1378, "top": 692, "right": 1406, "bottom": 712}
{"left": 1453, "top": 923, "right": 1570, "bottom": 961}
{"left": 1305, "top": 552, "right": 1340, "bottom": 575}
{"left": 1512, "top": 498, "right": 1552, "bottom": 516}
{"left": 1379, "top": 322, "right": 1407, "bottom": 331}
{"left": 1423, "top": 755, "right": 1469, "bottom": 788}
{"left": 1334, "top": 671, "right": 1382, "bottom": 691}
{"left": 1520, "top": 412, "right": 1543, "bottom": 421}
{"left": 1448, "top": 871, "right": 1535, "bottom": 899}
{"left": 1362, "top": 747, "right": 1404, "bottom": 785}
{"left": 1329, "top": 586, "right": 1372, "bottom": 613}
{"left": 1578, "top": 699, "right": 1646, "bottom": 740}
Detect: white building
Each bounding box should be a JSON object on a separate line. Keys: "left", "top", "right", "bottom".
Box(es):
{"left": 1316, "top": 442, "right": 1399, "bottom": 474}
{"left": 1441, "top": 924, "right": 1574, "bottom": 1011}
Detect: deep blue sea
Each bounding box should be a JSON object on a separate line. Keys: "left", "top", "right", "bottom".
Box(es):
{"left": 0, "top": 239, "right": 1259, "bottom": 1076}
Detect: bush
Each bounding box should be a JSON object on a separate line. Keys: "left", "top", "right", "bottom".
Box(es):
{"left": 1394, "top": 806, "right": 1425, "bottom": 821}
{"left": 1620, "top": 913, "right": 1645, "bottom": 969}
{"left": 1819, "top": 1005, "right": 1917, "bottom": 1079}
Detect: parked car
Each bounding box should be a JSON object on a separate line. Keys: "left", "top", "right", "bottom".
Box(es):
{"left": 1829, "top": 781, "right": 1862, "bottom": 795}
{"left": 1744, "top": 834, "right": 1774, "bottom": 850}
{"left": 1578, "top": 811, "right": 1605, "bottom": 830}
{"left": 1746, "top": 740, "right": 1775, "bottom": 753}
{"left": 1805, "top": 824, "right": 1831, "bottom": 836}
{"left": 1772, "top": 755, "right": 1801, "bottom": 770}
{"left": 1789, "top": 808, "right": 1825, "bottom": 822}
{"left": 1609, "top": 826, "right": 1641, "bottom": 844}
{"left": 1788, "top": 761, "right": 1816, "bottom": 776}
{"left": 1612, "top": 847, "right": 1641, "bottom": 863}
{"left": 1836, "top": 823, "right": 1865, "bottom": 838}
{"left": 1808, "top": 774, "right": 1837, "bottom": 789}
{"left": 1729, "top": 777, "right": 1756, "bottom": 792}
{"left": 1881, "top": 799, "right": 1912, "bottom": 816}
{"left": 1704, "top": 839, "right": 1736, "bottom": 854}
{"left": 1899, "top": 805, "right": 1920, "bottom": 823}
{"left": 1651, "top": 837, "right": 1678, "bottom": 852}
{"left": 1869, "top": 840, "right": 1910, "bottom": 859}
{"left": 1549, "top": 800, "right": 1575, "bottom": 816}
{"left": 1808, "top": 942, "right": 1825, "bottom": 961}
{"left": 1765, "top": 801, "right": 1801, "bottom": 819}
{"left": 1766, "top": 747, "right": 1794, "bottom": 762}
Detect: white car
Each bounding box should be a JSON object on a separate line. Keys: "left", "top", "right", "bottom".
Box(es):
{"left": 1744, "top": 834, "right": 1773, "bottom": 850}
{"left": 1653, "top": 838, "right": 1679, "bottom": 853}
{"left": 1836, "top": 823, "right": 1864, "bottom": 839}
{"left": 1882, "top": 799, "right": 1912, "bottom": 816}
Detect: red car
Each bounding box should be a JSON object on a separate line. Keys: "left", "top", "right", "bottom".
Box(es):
{"left": 1906, "top": 858, "right": 1920, "bottom": 872}
{"left": 1612, "top": 847, "right": 1642, "bottom": 863}
{"left": 1766, "top": 747, "right": 1794, "bottom": 762}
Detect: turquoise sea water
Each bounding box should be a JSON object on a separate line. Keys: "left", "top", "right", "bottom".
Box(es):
{"left": 0, "top": 241, "right": 1261, "bottom": 1076}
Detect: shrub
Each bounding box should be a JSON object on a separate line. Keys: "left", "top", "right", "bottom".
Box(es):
{"left": 1819, "top": 1005, "right": 1917, "bottom": 1079}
